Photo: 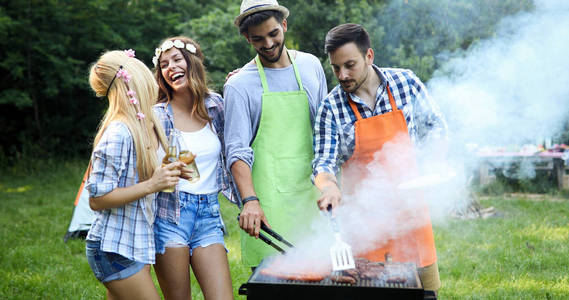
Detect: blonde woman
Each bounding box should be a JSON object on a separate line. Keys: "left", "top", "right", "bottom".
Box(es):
{"left": 85, "top": 50, "right": 188, "bottom": 300}
{"left": 152, "top": 36, "right": 235, "bottom": 300}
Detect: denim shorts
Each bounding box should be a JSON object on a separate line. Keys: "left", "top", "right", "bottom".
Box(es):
{"left": 85, "top": 240, "right": 146, "bottom": 283}
{"left": 154, "top": 192, "right": 226, "bottom": 256}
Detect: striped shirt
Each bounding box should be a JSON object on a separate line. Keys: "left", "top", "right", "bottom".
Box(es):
{"left": 86, "top": 121, "right": 157, "bottom": 264}
{"left": 153, "top": 92, "right": 238, "bottom": 223}
{"left": 312, "top": 66, "right": 448, "bottom": 178}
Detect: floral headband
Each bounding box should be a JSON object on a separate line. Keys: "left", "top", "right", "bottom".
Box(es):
{"left": 105, "top": 49, "right": 145, "bottom": 120}
{"left": 152, "top": 39, "right": 197, "bottom": 67}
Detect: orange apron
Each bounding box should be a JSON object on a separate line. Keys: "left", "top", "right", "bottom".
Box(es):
{"left": 341, "top": 84, "right": 437, "bottom": 268}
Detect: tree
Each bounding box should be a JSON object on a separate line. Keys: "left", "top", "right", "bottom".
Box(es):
{"left": 0, "top": 0, "right": 535, "bottom": 161}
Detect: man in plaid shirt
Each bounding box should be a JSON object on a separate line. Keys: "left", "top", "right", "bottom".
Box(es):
{"left": 312, "top": 23, "right": 447, "bottom": 292}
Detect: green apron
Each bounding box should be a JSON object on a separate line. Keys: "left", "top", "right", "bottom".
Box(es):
{"left": 241, "top": 52, "right": 320, "bottom": 267}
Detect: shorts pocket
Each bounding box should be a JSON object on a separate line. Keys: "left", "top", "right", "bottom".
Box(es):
{"left": 107, "top": 252, "right": 130, "bottom": 272}
{"left": 85, "top": 242, "right": 105, "bottom": 281}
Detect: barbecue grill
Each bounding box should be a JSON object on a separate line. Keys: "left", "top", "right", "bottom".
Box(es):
{"left": 239, "top": 258, "right": 437, "bottom": 299}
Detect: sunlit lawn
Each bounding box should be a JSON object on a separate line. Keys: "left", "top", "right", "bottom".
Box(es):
{"left": 0, "top": 160, "right": 568, "bottom": 299}
{"left": 436, "top": 194, "right": 569, "bottom": 299}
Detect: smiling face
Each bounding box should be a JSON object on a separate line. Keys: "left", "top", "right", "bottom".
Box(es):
{"left": 329, "top": 42, "right": 374, "bottom": 94}
{"left": 244, "top": 17, "right": 287, "bottom": 65}
{"left": 159, "top": 47, "right": 188, "bottom": 92}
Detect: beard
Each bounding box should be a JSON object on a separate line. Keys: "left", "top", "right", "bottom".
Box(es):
{"left": 340, "top": 67, "right": 369, "bottom": 94}
{"left": 256, "top": 37, "right": 286, "bottom": 63}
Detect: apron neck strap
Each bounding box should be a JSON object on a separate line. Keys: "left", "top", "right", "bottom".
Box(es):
{"left": 255, "top": 50, "right": 304, "bottom": 93}
{"left": 348, "top": 94, "right": 364, "bottom": 121}
{"left": 385, "top": 83, "right": 398, "bottom": 112}
{"left": 347, "top": 82, "right": 398, "bottom": 121}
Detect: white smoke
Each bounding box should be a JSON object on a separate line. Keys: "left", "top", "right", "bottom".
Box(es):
{"left": 422, "top": 0, "right": 569, "bottom": 219}
{"left": 266, "top": 0, "right": 569, "bottom": 271}
{"left": 429, "top": 0, "right": 569, "bottom": 152}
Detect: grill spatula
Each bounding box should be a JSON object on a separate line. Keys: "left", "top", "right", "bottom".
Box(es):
{"left": 327, "top": 205, "right": 355, "bottom": 271}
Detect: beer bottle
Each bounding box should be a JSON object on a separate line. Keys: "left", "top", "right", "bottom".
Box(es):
{"left": 161, "top": 133, "right": 178, "bottom": 193}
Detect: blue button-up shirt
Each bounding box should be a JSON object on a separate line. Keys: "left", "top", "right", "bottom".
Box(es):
{"left": 313, "top": 66, "right": 448, "bottom": 178}
{"left": 86, "top": 121, "right": 157, "bottom": 264}
{"left": 153, "top": 93, "right": 238, "bottom": 223}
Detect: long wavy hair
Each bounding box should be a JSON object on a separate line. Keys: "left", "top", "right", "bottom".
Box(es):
{"left": 154, "top": 36, "right": 212, "bottom": 123}
{"left": 89, "top": 50, "right": 169, "bottom": 181}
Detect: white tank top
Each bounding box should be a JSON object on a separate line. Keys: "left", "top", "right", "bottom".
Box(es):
{"left": 178, "top": 122, "right": 221, "bottom": 194}
{"left": 158, "top": 123, "right": 221, "bottom": 194}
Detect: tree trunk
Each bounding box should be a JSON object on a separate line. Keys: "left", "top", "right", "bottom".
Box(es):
{"left": 27, "top": 0, "right": 42, "bottom": 138}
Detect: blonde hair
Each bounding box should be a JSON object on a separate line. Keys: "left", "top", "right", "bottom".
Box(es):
{"left": 154, "top": 36, "right": 212, "bottom": 123}
{"left": 89, "top": 50, "right": 169, "bottom": 181}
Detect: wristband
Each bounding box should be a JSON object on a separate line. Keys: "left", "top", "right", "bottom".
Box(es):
{"left": 242, "top": 195, "right": 259, "bottom": 204}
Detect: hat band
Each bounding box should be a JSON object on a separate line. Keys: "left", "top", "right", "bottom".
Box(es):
{"left": 243, "top": 4, "right": 271, "bottom": 13}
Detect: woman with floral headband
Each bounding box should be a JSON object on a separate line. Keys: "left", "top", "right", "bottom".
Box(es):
{"left": 152, "top": 36, "right": 235, "bottom": 299}
{"left": 85, "top": 49, "right": 189, "bottom": 299}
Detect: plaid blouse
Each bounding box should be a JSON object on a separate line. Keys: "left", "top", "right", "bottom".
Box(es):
{"left": 153, "top": 92, "right": 238, "bottom": 224}
{"left": 86, "top": 121, "right": 157, "bottom": 264}
{"left": 313, "top": 66, "right": 448, "bottom": 178}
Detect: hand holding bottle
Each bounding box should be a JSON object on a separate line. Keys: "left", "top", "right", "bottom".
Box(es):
{"left": 177, "top": 134, "right": 200, "bottom": 183}
{"left": 161, "top": 133, "right": 179, "bottom": 192}
{"left": 149, "top": 161, "right": 183, "bottom": 194}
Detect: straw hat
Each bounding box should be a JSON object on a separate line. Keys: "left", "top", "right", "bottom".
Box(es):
{"left": 234, "top": 0, "right": 290, "bottom": 27}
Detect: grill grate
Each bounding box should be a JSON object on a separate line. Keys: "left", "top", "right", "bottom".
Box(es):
{"left": 239, "top": 259, "right": 430, "bottom": 300}
{"left": 252, "top": 273, "right": 419, "bottom": 288}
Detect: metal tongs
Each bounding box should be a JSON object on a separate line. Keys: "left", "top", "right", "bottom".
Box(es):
{"left": 237, "top": 214, "right": 294, "bottom": 254}
{"left": 327, "top": 205, "right": 355, "bottom": 271}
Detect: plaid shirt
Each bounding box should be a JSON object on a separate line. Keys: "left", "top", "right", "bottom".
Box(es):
{"left": 153, "top": 92, "right": 238, "bottom": 224}
{"left": 86, "top": 121, "right": 157, "bottom": 264}
{"left": 313, "top": 66, "right": 448, "bottom": 178}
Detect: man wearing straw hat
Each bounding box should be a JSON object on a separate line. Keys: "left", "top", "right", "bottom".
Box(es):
{"left": 224, "top": 0, "right": 328, "bottom": 267}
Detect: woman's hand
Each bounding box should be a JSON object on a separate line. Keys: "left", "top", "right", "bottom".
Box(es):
{"left": 147, "top": 161, "right": 183, "bottom": 193}
{"left": 89, "top": 161, "right": 184, "bottom": 211}
{"left": 179, "top": 154, "right": 197, "bottom": 181}
{"left": 179, "top": 164, "right": 194, "bottom": 181}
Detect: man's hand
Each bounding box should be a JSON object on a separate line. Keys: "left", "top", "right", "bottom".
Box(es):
{"left": 239, "top": 200, "right": 269, "bottom": 238}
{"left": 314, "top": 172, "right": 342, "bottom": 211}
{"left": 317, "top": 184, "right": 342, "bottom": 211}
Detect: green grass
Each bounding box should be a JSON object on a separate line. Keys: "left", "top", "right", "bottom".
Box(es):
{"left": 1, "top": 160, "right": 568, "bottom": 299}
{"left": 436, "top": 196, "right": 569, "bottom": 299}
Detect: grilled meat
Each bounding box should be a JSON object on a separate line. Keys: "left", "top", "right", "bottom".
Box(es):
{"left": 259, "top": 256, "right": 414, "bottom": 286}
{"left": 330, "top": 273, "right": 357, "bottom": 284}
{"left": 259, "top": 268, "right": 326, "bottom": 282}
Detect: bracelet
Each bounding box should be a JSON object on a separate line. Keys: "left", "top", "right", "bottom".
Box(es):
{"left": 242, "top": 195, "right": 259, "bottom": 204}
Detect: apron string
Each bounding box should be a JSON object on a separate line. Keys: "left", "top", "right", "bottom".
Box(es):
{"left": 255, "top": 50, "right": 304, "bottom": 94}
{"left": 385, "top": 83, "right": 399, "bottom": 112}
{"left": 254, "top": 55, "right": 270, "bottom": 93}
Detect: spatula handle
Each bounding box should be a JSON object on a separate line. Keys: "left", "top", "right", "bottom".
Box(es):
{"left": 326, "top": 205, "right": 340, "bottom": 233}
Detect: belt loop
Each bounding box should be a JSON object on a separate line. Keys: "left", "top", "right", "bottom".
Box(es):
{"left": 206, "top": 192, "right": 216, "bottom": 204}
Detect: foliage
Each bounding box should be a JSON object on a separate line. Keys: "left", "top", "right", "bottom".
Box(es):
{"left": 0, "top": 0, "right": 199, "bottom": 161}
{"left": 476, "top": 169, "right": 559, "bottom": 195}
{"left": 556, "top": 120, "right": 569, "bottom": 144}
{"left": 180, "top": 5, "right": 255, "bottom": 92}
{"left": 0, "top": 0, "right": 534, "bottom": 160}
